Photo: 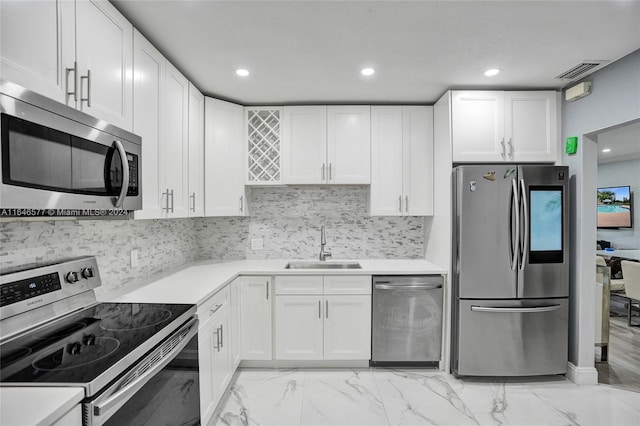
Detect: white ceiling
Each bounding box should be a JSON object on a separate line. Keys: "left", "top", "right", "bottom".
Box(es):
{"left": 111, "top": 0, "right": 640, "bottom": 105}
{"left": 597, "top": 121, "right": 640, "bottom": 164}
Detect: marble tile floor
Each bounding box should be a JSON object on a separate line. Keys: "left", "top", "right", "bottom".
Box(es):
{"left": 597, "top": 316, "right": 640, "bottom": 393}
{"left": 211, "top": 368, "right": 640, "bottom": 426}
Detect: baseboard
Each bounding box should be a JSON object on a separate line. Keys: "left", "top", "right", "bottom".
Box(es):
{"left": 566, "top": 362, "right": 598, "bottom": 385}
{"left": 239, "top": 360, "right": 370, "bottom": 369}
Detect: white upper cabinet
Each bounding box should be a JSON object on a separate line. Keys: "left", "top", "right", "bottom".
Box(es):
{"left": 246, "top": 107, "right": 282, "bottom": 185}
{"left": 371, "top": 106, "right": 433, "bottom": 216}
{"left": 281, "top": 106, "right": 327, "bottom": 184}
{"left": 133, "top": 31, "right": 190, "bottom": 220}
{"left": 281, "top": 105, "right": 371, "bottom": 184}
{"left": 327, "top": 106, "right": 371, "bottom": 184}
{"left": 451, "top": 91, "right": 557, "bottom": 163}
{"left": 1, "top": 0, "right": 133, "bottom": 130}
{"left": 205, "top": 98, "right": 247, "bottom": 216}
{"left": 188, "top": 84, "right": 205, "bottom": 217}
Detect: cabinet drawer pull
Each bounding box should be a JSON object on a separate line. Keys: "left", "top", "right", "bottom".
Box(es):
{"left": 210, "top": 303, "right": 223, "bottom": 315}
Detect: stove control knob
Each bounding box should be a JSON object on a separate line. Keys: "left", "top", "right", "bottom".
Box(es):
{"left": 66, "top": 272, "right": 79, "bottom": 283}
{"left": 83, "top": 335, "right": 96, "bottom": 346}
{"left": 81, "top": 267, "right": 94, "bottom": 279}
{"left": 68, "top": 342, "right": 82, "bottom": 355}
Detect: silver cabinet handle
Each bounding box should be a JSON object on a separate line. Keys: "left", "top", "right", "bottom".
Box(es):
{"left": 170, "top": 189, "right": 174, "bottom": 213}
{"left": 318, "top": 300, "right": 321, "bottom": 319}
{"left": 112, "top": 140, "right": 129, "bottom": 208}
{"left": 210, "top": 303, "right": 223, "bottom": 315}
{"left": 325, "top": 300, "right": 328, "bottom": 319}
{"left": 329, "top": 163, "right": 332, "bottom": 181}
{"left": 219, "top": 324, "right": 224, "bottom": 348}
{"left": 240, "top": 195, "right": 244, "bottom": 213}
{"left": 213, "top": 327, "right": 221, "bottom": 351}
{"left": 321, "top": 163, "right": 325, "bottom": 182}
{"left": 80, "top": 69, "right": 91, "bottom": 107}
{"left": 66, "top": 61, "right": 78, "bottom": 102}
{"left": 508, "top": 138, "right": 514, "bottom": 159}
{"left": 266, "top": 281, "right": 269, "bottom": 300}
{"left": 162, "top": 189, "right": 170, "bottom": 212}
{"left": 405, "top": 196, "right": 409, "bottom": 213}
{"left": 500, "top": 138, "right": 506, "bottom": 159}
{"left": 471, "top": 304, "right": 562, "bottom": 313}
{"left": 398, "top": 195, "right": 402, "bottom": 212}
{"left": 190, "top": 193, "right": 196, "bottom": 212}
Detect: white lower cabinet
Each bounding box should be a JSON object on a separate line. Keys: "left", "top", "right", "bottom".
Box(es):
{"left": 240, "top": 276, "right": 273, "bottom": 360}
{"left": 198, "top": 286, "right": 234, "bottom": 424}
{"left": 274, "top": 275, "right": 371, "bottom": 361}
{"left": 230, "top": 277, "right": 242, "bottom": 369}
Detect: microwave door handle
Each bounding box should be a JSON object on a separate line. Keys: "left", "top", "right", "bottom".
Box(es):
{"left": 112, "top": 140, "right": 129, "bottom": 208}
{"left": 92, "top": 317, "right": 198, "bottom": 418}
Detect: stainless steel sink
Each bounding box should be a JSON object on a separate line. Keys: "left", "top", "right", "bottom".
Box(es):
{"left": 285, "top": 261, "right": 362, "bottom": 270}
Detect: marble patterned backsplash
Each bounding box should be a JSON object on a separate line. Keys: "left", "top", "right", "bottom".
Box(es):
{"left": 0, "top": 218, "right": 199, "bottom": 299}
{"left": 1, "top": 186, "right": 425, "bottom": 297}
{"left": 196, "top": 186, "right": 425, "bottom": 260}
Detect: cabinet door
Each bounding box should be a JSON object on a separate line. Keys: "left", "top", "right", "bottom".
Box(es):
{"left": 188, "top": 84, "right": 205, "bottom": 217}
{"left": 204, "top": 98, "right": 246, "bottom": 216}
{"left": 281, "top": 106, "right": 327, "bottom": 184}
{"left": 198, "top": 318, "right": 217, "bottom": 423}
{"left": 230, "top": 278, "right": 242, "bottom": 370}
{"left": 402, "top": 106, "right": 434, "bottom": 216}
{"left": 163, "top": 63, "right": 190, "bottom": 218}
{"left": 324, "top": 295, "right": 372, "bottom": 360}
{"left": 506, "top": 91, "right": 558, "bottom": 163}
{"left": 327, "top": 106, "right": 371, "bottom": 184}
{"left": 75, "top": 0, "right": 133, "bottom": 130}
{"left": 275, "top": 296, "right": 324, "bottom": 360}
{"left": 132, "top": 30, "right": 165, "bottom": 220}
{"left": 370, "top": 106, "right": 403, "bottom": 216}
{"left": 451, "top": 91, "right": 505, "bottom": 162}
{"left": 0, "top": 0, "right": 74, "bottom": 103}
{"left": 240, "top": 277, "right": 272, "bottom": 360}
{"left": 212, "top": 309, "right": 232, "bottom": 402}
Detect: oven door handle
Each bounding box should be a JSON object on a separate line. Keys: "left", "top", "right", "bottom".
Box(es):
{"left": 112, "top": 140, "right": 129, "bottom": 209}
{"left": 92, "top": 317, "right": 198, "bottom": 420}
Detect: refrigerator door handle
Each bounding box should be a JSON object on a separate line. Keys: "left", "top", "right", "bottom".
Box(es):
{"left": 519, "top": 178, "right": 529, "bottom": 270}
{"left": 470, "top": 304, "right": 563, "bottom": 313}
{"left": 509, "top": 179, "right": 519, "bottom": 271}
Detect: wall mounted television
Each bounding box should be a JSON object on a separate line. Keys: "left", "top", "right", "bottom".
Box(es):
{"left": 597, "top": 185, "right": 633, "bottom": 229}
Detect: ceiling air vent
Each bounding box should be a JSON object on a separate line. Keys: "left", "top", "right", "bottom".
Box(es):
{"left": 556, "top": 61, "right": 606, "bottom": 80}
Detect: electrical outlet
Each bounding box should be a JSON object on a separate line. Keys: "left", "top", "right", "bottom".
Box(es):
{"left": 251, "top": 238, "right": 264, "bottom": 250}
{"left": 130, "top": 249, "right": 139, "bottom": 268}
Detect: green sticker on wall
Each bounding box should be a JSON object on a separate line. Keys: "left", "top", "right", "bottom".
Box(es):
{"left": 565, "top": 136, "right": 578, "bottom": 155}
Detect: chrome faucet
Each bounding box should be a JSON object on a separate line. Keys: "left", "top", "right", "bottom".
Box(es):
{"left": 319, "top": 226, "right": 332, "bottom": 261}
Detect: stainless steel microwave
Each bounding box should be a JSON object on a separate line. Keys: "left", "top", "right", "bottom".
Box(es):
{"left": 0, "top": 81, "right": 141, "bottom": 213}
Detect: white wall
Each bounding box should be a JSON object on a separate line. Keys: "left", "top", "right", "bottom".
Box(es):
{"left": 561, "top": 48, "right": 640, "bottom": 384}
{"left": 597, "top": 159, "right": 640, "bottom": 249}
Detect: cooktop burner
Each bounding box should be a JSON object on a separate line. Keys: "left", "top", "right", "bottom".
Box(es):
{"left": 0, "top": 302, "right": 193, "bottom": 386}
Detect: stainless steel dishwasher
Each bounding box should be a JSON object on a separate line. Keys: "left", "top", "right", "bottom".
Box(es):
{"left": 371, "top": 275, "right": 443, "bottom": 365}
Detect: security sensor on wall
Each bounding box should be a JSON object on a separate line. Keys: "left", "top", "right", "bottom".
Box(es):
{"left": 565, "top": 81, "right": 592, "bottom": 102}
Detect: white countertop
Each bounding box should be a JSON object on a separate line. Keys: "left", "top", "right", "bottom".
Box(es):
{"left": 596, "top": 249, "right": 640, "bottom": 262}
{"left": 113, "top": 259, "right": 446, "bottom": 305}
{"left": 0, "top": 387, "right": 84, "bottom": 426}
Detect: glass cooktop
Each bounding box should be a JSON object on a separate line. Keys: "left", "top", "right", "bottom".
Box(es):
{"left": 0, "top": 302, "right": 194, "bottom": 387}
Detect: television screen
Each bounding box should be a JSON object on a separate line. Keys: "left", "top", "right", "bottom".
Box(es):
{"left": 597, "top": 186, "right": 633, "bottom": 228}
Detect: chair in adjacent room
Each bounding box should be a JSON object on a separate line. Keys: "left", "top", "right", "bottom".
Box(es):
{"left": 620, "top": 260, "right": 640, "bottom": 326}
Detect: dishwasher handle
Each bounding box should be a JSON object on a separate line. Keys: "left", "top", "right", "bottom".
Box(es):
{"left": 374, "top": 283, "right": 442, "bottom": 290}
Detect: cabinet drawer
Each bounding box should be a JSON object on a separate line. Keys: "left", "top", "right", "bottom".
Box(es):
{"left": 197, "top": 285, "right": 230, "bottom": 324}
{"left": 324, "top": 275, "right": 371, "bottom": 295}
{"left": 275, "top": 276, "right": 323, "bottom": 294}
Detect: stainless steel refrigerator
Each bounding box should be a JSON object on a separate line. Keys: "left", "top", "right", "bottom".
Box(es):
{"left": 451, "top": 165, "right": 569, "bottom": 376}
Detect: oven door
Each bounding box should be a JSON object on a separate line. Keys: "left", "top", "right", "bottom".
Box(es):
{"left": 85, "top": 318, "right": 200, "bottom": 426}
{"left": 0, "top": 89, "right": 141, "bottom": 211}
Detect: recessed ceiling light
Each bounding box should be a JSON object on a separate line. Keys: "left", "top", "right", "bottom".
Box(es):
{"left": 361, "top": 68, "right": 375, "bottom": 76}
{"left": 484, "top": 68, "right": 500, "bottom": 77}
{"left": 236, "top": 69, "right": 249, "bottom": 77}
{"left": 602, "top": 148, "right": 611, "bottom": 153}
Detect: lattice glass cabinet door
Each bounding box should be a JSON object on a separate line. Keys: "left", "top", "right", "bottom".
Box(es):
{"left": 246, "top": 107, "right": 282, "bottom": 184}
